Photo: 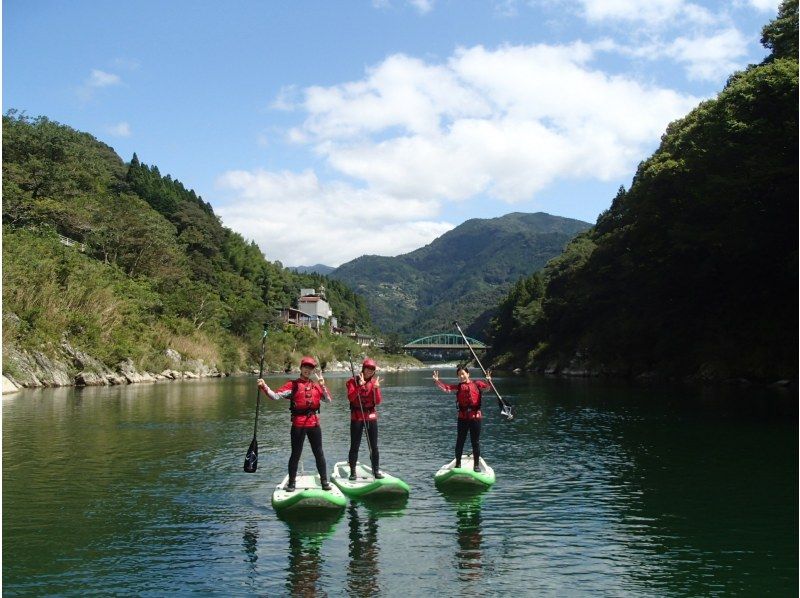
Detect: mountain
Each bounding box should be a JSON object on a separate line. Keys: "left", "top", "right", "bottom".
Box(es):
{"left": 487, "top": 1, "right": 798, "bottom": 382}
{"left": 329, "top": 212, "right": 591, "bottom": 339}
{"left": 290, "top": 264, "right": 336, "bottom": 275}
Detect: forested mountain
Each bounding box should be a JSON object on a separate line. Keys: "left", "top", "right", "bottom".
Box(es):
{"left": 290, "top": 264, "right": 336, "bottom": 275}
{"left": 488, "top": 1, "right": 798, "bottom": 382}
{"left": 329, "top": 212, "right": 591, "bottom": 339}
{"left": 2, "top": 113, "right": 372, "bottom": 381}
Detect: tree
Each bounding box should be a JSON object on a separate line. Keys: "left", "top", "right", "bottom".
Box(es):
{"left": 761, "top": 0, "right": 798, "bottom": 61}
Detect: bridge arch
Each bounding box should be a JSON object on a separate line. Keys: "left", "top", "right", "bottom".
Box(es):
{"left": 402, "top": 333, "right": 490, "bottom": 351}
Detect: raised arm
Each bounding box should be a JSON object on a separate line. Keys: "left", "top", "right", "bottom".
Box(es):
{"left": 314, "top": 372, "right": 333, "bottom": 402}
{"left": 432, "top": 370, "right": 459, "bottom": 393}
{"left": 257, "top": 379, "right": 292, "bottom": 401}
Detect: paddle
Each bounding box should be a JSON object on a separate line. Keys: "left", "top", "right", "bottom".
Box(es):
{"left": 453, "top": 321, "right": 514, "bottom": 420}
{"left": 346, "top": 350, "right": 375, "bottom": 465}
{"left": 243, "top": 330, "right": 268, "bottom": 473}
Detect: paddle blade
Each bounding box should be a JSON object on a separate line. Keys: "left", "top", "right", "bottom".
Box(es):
{"left": 243, "top": 437, "right": 258, "bottom": 473}
{"left": 498, "top": 400, "right": 514, "bottom": 420}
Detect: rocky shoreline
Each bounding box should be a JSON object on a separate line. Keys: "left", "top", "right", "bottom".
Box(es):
{"left": 1, "top": 343, "right": 427, "bottom": 394}
{"left": 2, "top": 343, "right": 227, "bottom": 394}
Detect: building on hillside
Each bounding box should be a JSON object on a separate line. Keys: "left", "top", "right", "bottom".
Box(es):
{"left": 277, "top": 307, "right": 317, "bottom": 329}
{"left": 277, "top": 287, "right": 338, "bottom": 333}
{"left": 348, "top": 332, "right": 384, "bottom": 348}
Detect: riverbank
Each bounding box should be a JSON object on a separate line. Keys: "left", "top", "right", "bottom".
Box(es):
{"left": 1, "top": 343, "right": 229, "bottom": 394}
{"left": 1, "top": 342, "right": 426, "bottom": 393}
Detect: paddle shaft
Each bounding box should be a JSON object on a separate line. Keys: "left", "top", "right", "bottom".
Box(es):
{"left": 453, "top": 321, "right": 512, "bottom": 414}
{"left": 252, "top": 332, "right": 267, "bottom": 437}
{"left": 244, "top": 330, "right": 267, "bottom": 472}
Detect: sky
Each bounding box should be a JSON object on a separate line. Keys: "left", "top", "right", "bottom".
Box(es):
{"left": 2, "top": 0, "right": 782, "bottom": 267}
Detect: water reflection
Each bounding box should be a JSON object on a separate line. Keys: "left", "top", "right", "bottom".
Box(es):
{"left": 3, "top": 375, "right": 795, "bottom": 596}
{"left": 242, "top": 522, "right": 259, "bottom": 594}
{"left": 442, "top": 490, "right": 486, "bottom": 582}
{"left": 242, "top": 522, "right": 259, "bottom": 567}
{"left": 346, "top": 503, "right": 380, "bottom": 597}
{"left": 361, "top": 494, "right": 409, "bottom": 518}
{"left": 280, "top": 512, "right": 342, "bottom": 596}
{"left": 344, "top": 497, "right": 409, "bottom": 596}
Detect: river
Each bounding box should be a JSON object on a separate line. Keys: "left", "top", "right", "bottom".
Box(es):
{"left": 3, "top": 370, "right": 796, "bottom": 596}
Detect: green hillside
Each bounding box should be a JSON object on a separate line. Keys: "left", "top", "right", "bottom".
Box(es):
{"left": 2, "top": 112, "right": 378, "bottom": 382}
{"left": 488, "top": 1, "right": 798, "bottom": 382}
{"left": 330, "top": 212, "right": 591, "bottom": 339}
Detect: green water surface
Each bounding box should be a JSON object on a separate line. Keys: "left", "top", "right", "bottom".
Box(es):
{"left": 3, "top": 371, "right": 796, "bottom": 596}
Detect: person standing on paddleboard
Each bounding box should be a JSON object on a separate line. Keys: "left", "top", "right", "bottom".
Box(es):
{"left": 345, "top": 357, "right": 383, "bottom": 481}
{"left": 432, "top": 365, "right": 492, "bottom": 472}
{"left": 257, "top": 356, "right": 333, "bottom": 492}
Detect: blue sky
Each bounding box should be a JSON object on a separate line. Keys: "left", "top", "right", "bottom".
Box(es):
{"left": 3, "top": 0, "right": 780, "bottom": 266}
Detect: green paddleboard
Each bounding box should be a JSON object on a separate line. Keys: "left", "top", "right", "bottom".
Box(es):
{"left": 331, "top": 461, "right": 410, "bottom": 499}
{"left": 272, "top": 473, "right": 347, "bottom": 515}
{"left": 434, "top": 455, "right": 495, "bottom": 489}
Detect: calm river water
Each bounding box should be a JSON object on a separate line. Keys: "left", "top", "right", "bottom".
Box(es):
{"left": 3, "top": 370, "right": 797, "bottom": 596}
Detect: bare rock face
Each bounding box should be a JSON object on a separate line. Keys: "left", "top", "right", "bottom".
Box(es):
{"left": 74, "top": 372, "right": 106, "bottom": 386}
{"left": 62, "top": 341, "right": 108, "bottom": 374}
{"left": 106, "top": 373, "right": 127, "bottom": 385}
{"left": 4, "top": 341, "right": 224, "bottom": 389}
{"left": 5, "top": 347, "right": 73, "bottom": 387}
{"left": 119, "top": 359, "right": 150, "bottom": 384}
{"left": 2, "top": 375, "right": 21, "bottom": 394}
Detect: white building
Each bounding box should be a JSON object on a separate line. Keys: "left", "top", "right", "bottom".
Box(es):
{"left": 297, "top": 287, "right": 338, "bottom": 331}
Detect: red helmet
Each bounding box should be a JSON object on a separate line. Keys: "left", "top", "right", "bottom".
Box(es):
{"left": 300, "top": 356, "right": 317, "bottom": 368}
{"left": 362, "top": 358, "right": 377, "bottom": 370}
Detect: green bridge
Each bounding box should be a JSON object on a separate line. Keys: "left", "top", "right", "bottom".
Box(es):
{"left": 402, "top": 333, "right": 490, "bottom": 351}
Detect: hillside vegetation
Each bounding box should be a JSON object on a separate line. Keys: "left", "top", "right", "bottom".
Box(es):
{"left": 330, "top": 212, "right": 591, "bottom": 339}
{"left": 488, "top": 1, "right": 798, "bottom": 382}
{"left": 2, "top": 113, "right": 380, "bottom": 383}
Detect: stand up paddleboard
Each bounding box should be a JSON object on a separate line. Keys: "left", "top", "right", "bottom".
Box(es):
{"left": 434, "top": 454, "right": 495, "bottom": 489}
{"left": 272, "top": 473, "right": 347, "bottom": 515}
{"left": 331, "top": 461, "right": 410, "bottom": 499}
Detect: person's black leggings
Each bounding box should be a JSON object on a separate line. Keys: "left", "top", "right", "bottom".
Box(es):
{"left": 455, "top": 419, "right": 481, "bottom": 466}
{"left": 289, "top": 425, "right": 327, "bottom": 481}
{"left": 349, "top": 420, "right": 379, "bottom": 471}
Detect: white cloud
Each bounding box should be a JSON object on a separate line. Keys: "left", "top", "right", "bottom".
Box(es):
{"left": 369, "top": 0, "right": 434, "bottom": 12}
{"left": 301, "top": 54, "right": 491, "bottom": 139}
{"left": 214, "top": 169, "right": 454, "bottom": 266}
{"left": 271, "top": 85, "right": 300, "bottom": 111}
{"left": 409, "top": 0, "right": 434, "bottom": 13}
{"left": 224, "top": 42, "right": 703, "bottom": 265}
{"left": 576, "top": 0, "right": 717, "bottom": 26}
{"left": 298, "top": 43, "right": 699, "bottom": 202}
{"left": 88, "top": 69, "right": 121, "bottom": 88}
{"left": 77, "top": 69, "right": 122, "bottom": 101}
{"left": 106, "top": 122, "right": 131, "bottom": 137}
{"left": 747, "top": 0, "right": 781, "bottom": 11}
{"left": 665, "top": 28, "right": 749, "bottom": 80}
{"left": 598, "top": 27, "right": 750, "bottom": 81}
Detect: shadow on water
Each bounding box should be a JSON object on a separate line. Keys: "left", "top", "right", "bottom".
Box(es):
{"left": 278, "top": 510, "right": 343, "bottom": 596}
{"left": 346, "top": 502, "right": 381, "bottom": 597}
{"left": 439, "top": 489, "right": 488, "bottom": 582}
{"left": 343, "top": 496, "right": 410, "bottom": 597}
{"left": 242, "top": 522, "right": 259, "bottom": 571}
{"left": 359, "top": 494, "right": 409, "bottom": 518}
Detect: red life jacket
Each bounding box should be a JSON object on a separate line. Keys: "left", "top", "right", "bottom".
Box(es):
{"left": 350, "top": 380, "right": 378, "bottom": 411}
{"left": 289, "top": 379, "right": 322, "bottom": 416}
{"left": 456, "top": 382, "right": 482, "bottom": 412}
